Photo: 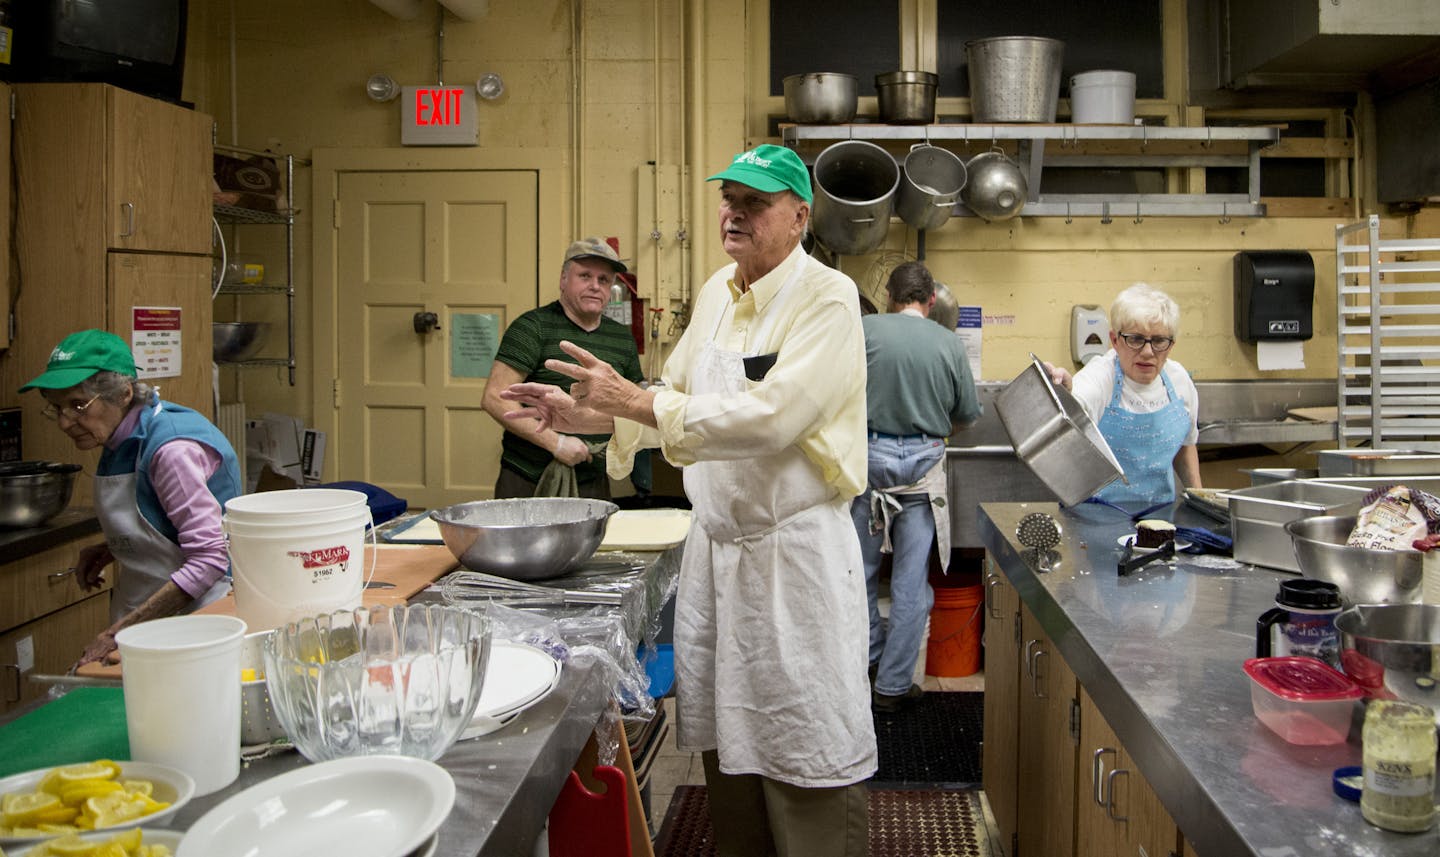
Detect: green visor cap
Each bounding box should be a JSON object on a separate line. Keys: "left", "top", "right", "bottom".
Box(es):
{"left": 706, "top": 144, "right": 813, "bottom": 203}
{"left": 19, "top": 329, "right": 137, "bottom": 392}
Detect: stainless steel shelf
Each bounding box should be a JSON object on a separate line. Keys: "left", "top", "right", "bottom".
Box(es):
{"left": 781, "top": 123, "right": 1280, "bottom": 219}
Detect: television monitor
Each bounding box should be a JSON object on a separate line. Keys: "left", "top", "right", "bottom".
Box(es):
{"left": 10, "top": 0, "right": 188, "bottom": 103}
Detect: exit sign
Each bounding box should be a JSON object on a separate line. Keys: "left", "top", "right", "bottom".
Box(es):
{"left": 401, "top": 86, "right": 478, "bottom": 146}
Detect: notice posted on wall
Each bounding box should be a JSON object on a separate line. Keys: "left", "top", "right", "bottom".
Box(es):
{"left": 132, "top": 307, "right": 183, "bottom": 378}
{"left": 450, "top": 312, "right": 500, "bottom": 378}
{"left": 956, "top": 306, "right": 982, "bottom": 380}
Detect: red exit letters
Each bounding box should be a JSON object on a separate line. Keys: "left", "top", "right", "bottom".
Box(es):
{"left": 414, "top": 88, "right": 465, "bottom": 126}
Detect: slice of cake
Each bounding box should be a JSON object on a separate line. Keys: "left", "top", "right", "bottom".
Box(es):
{"left": 1135, "top": 519, "right": 1176, "bottom": 548}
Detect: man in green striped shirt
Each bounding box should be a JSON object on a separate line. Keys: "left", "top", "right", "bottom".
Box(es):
{"left": 481, "top": 237, "right": 643, "bottom": 498}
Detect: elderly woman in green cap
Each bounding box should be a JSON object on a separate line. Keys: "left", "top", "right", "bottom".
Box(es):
{"left": 20, "top": 329, "right": 242, "bottom": 668}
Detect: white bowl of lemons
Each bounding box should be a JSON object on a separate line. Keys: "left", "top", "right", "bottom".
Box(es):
{"left": 0, "top": 760, "right": 194, "bottom": 848}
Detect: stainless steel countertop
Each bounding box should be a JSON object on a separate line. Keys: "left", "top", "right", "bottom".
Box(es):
{"left": 978, "top": 501, "right": 1438, "bottom": 856}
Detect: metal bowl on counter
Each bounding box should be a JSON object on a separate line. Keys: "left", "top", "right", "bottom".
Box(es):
{"left": 1285, "top": 515, "right": 1423, "bottom": 605}
{"left": 0, "top": 461, "right": 81, "bottom": 528}
{"left": 430, "top": 497, "right": 618, "bottom": 581}
{"left": 1335, "top": 604, "right": 1440, "bottom": 723}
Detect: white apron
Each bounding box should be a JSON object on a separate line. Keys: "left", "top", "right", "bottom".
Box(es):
{"left": 673, "top": 257, "right": 878, "bottom": 788}
{"left": 95, "top": 470, "right": 229, "bottom": 623}
{"left": 868, "top": 452, "right": 951, "bottom": 572}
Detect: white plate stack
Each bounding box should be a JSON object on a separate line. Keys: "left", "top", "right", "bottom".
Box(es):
{"left": 461, "top": 642, "right": 564, "bottom": 740}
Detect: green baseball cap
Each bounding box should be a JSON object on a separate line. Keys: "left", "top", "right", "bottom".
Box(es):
{"left": 19, "top": 329, "right": 137, "bottom": 392}
{"left": 706, "top": 144, "right": 813, "bottom": 204}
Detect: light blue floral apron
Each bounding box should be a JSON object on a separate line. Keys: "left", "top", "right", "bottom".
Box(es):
{"left": 1093, "top": 354, "right": 1191, "bottom": 507}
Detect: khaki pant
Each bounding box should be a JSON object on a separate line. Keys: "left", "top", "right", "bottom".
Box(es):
{"left": 701, "top": 750, "right": 869, "bottom": 857}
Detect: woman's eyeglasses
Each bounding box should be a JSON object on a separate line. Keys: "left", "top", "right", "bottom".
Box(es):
{"left": 41, "top": 394, "right": 102, "bottom": 421}
{"left": 1117, "top": 333, "right": 1175, "bottom": 353}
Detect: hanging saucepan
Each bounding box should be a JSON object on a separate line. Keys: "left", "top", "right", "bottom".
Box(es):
{"left": 896, "top": 144, "right": 967, "bottom": 232}
{"left": 810, "top": 140, "right": 899, "bottom": 257}
{"left": 961, "top": 147, "right": 1027, "bottom": 222}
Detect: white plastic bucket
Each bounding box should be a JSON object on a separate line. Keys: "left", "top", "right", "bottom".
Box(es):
{"left": 224, "top": 494, "right": 375, "bottom": 632}
{"left": 115, "top": 615, "right": 247, "bottom": 796}
{"left": 1070, "top": 70, "right": 1136, "bottom": 124}
{"left": 224, "top": 488, "right": 368, "bottom": 524}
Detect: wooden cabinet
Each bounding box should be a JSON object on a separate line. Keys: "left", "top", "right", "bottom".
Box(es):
{"left": 1018, "top": 604, "right": 1078, "bottom": 857}
{"left": 4, "top": 83, "right": 214, "bottom": 499}
{"left": 1077, "top": 688, "right": 1181, "bottom": 857}
{"left": 981, "top": 564, "right": 1021, "bottom": 855}
{"left": 0, "top": 539, "right": 112, "bottom": 715}
{"left": 0, "top": 82, "right": 10, "bottom": 353}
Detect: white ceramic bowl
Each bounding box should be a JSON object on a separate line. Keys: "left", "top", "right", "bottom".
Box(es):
{"left": 0, "top": 761, "right": 194, "bottom": 847}
{"left": 176, "top": 755, "right": 454, "bottom": 857}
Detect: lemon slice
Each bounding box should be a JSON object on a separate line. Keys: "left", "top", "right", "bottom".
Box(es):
{"left": 120, "top": 780, "right": 153, "bottom": 797}
{"left": 44, "top": 834, "right": 99, "bottom": 856}
{"left": 59, "top": 781, "right": 124, "bottom": 807}
{"left": 54, "top": 761, "right": 121, "bottom": 784}
{"left": 82, "top": 792, "right": 149, "bottom": 829}
{"left": 3, "top": 792, "right": 62, "bottom": 827}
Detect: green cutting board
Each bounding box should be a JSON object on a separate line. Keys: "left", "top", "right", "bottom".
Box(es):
{"left": 0, "top": 688, "right": 129, "bottom": 777}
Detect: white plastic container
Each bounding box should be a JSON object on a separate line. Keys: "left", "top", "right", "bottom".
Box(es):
{"left": 1070, "top": 70, "right": 1136, "bottom": 124}
{"left": 116, "top": 615, "right": 248, "bottom": 796}
{"left": 1243, "top": 656, "right": 1364, "bottom": 745}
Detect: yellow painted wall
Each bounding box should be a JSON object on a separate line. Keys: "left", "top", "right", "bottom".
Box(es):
{"left": 185, "top": 0, "right": 1424, "bottom": 428}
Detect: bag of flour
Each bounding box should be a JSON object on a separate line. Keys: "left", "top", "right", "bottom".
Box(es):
{"left": 1347, "top": 485, "right": 1440, "bottom": 550}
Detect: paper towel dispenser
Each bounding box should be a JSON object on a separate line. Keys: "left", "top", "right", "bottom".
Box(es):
{"left": 1234, "top": 250, "right": 1314, "bottom": 342}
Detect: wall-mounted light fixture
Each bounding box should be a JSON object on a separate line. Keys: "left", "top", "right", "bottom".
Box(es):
{"left": 476, "top": 72, "right": 505, "bottom": 101}
{"left": 366, "top": 74, "right": 400, "bottom": 103}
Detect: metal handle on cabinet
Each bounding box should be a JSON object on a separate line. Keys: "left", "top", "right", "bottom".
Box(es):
{"left": 1030, "top": 650, "right": 1048, "bottom": 698}
{"left": 1024, "top": 639, "right": 1041, "bottom": 677}
{"left": 49, "top": 567, "right": 77, "bottom": 582}
{"left": 985, "top": 574, "right": 1002, "bottom": 620}
{"left": 120, "top": 202, "right": 135, "bottom": 237}
{"left": 1105, "top": 768, "right": 1130, "bottom": 821}
{"left": 1, "top": 664, "right": 19, "bottom": 703}
{"left": 1092, "top": 747, "right": 1116, "bottom": 807}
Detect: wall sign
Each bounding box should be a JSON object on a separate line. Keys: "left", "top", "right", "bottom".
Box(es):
{"left": 401, "top": 86, "right": 478, "bottom": 146}
{"left": 450, "top": 313, "right": 500, "bottom": 378}
{"left": 132, "top": 307, "right": 183, "bottom": 379}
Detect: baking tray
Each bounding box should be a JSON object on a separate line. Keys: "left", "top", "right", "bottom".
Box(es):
{"left": 1315, "top": 449, "right": 1440, "bottom": 478}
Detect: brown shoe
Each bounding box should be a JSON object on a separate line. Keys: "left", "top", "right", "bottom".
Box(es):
{"left": 871, "top": 684, "right": 924, "bottom": 714}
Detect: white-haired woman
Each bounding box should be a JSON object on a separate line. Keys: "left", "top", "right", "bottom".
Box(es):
{"left": 20, "top": 329, "right": 242, "bottom": 668}
{"left": 1061, "top": 283, "right": 1202, "bottom": 508}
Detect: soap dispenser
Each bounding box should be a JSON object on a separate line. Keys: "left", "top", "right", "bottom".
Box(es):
{"left": 1071, "top": 304, "right": 1109, "bottom": 366}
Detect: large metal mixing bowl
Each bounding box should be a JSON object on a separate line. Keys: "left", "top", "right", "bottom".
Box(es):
{"left": 430, "top": 498, "right": 618, "bottom": 581}
{"left": 0, "top": 461, "right": 81, "bottom": 528}
{"left": 213, "top": 321, "right": 270, "bottom": 362}
{"left": 1335, "top": 604, "right": 1440, "bottom": 723}
{"left": 1285, "top": 515, "right": 1423, "bottom": 605}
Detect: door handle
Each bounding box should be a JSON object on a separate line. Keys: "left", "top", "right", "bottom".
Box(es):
{"left": 48, "top": 567, "right": 77, "bottom": 583}
{"left": 1030, "top": 650, "right": 1048, "bottom": 698}
{"left": 984, "top": 574, "right": 1002, "bottom": 620}
{"left": 120, "top": 202, "right": 136, "bottom": 237}
{"left": 413, "top": 311, "right": 441, "bottom": 334}
{"left": 1106, "top": 768, "right": 1130, "bottom": 822}
{"left": 1024, "top": 639, "right": 1040, "bottom": 677}
{"left": 1092, "top": 747, "right": 1117, "bottom": 806}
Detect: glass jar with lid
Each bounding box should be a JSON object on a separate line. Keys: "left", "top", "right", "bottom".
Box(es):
{"left": 1361, "top": 700, "right": 1437, "bottom": 833}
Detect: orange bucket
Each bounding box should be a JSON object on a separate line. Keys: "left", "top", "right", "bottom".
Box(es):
{"left": 926, "top": 583, "right": 984, "bottom": 677}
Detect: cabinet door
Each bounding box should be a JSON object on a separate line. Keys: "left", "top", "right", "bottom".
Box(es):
{"left": 1018, "top": 605, "right": 1078, "bottom": 857}
{"left": 0, "top": 540, "right": 112, "bottom": 635}
{"left": 106, "top": 87, "right": 212, "bottom": 253}
{"left": 0, "top": 81, "right": 10, "bottom": 352}
{"left": 1120, "top": 745, "right": 1180, "bottom": 857}
{"left": 981, "top": 563, "right": 1021, "bottom": 855}
{"left": 109, "top": 253, "right": 215, "bottom": 418}
{"left": 1076, "top": 687, "right": 1126, "bottom": 857}
{"left": 0, "top": 595, "right": 111, "bottom": 714}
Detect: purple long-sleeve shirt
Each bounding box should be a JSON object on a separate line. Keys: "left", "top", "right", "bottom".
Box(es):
{"left": 108, "top": 407, "right": 229, "bottom": 598}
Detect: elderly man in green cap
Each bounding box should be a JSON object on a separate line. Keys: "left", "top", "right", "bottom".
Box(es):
{"left": 502, "top": 145, "right": 874, "bottom": 855}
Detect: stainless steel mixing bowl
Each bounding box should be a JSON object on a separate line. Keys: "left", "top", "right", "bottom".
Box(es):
{"left": 1285, "top": 515, "right": 1423, "bottom": 605}
{"left": 430, "top": 498, "right": 618, "bottom": 581}
{"left": 0, "top": 461, "right": 81, "bottom": 528}
{"left": 1336, "top": 604, "right": 1440, "bottom": 723}
{"left": 213, "top": 321, "right": 270, "bottom": 362}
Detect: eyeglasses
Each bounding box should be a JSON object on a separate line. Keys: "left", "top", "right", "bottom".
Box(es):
{"left": 41, "top": 393, "right": 102, "bottom": 421}
{"left": 1117, "top": 333, "right": 1175, "bottom": 353}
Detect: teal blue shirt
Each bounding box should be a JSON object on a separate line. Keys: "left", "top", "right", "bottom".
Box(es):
{"left": 861, "top": 312, "right": 981, "bottom": 437}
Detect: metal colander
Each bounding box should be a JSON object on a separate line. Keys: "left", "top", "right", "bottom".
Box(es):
{"left": 965, "top": 36, "right": 1065, "bottom": 123}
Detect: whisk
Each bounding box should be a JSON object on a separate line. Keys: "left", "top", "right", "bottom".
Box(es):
{"left": 441, "top": 570, "right": 625, "bottom": 607}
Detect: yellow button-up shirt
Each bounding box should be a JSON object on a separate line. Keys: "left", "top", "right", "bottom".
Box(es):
{"left": 609, "top": 243, "right": 867, "bottom": 500}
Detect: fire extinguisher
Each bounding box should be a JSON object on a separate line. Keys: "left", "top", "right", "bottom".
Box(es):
{"left": 604, "top": 238, "right": 647, "bottom": 354}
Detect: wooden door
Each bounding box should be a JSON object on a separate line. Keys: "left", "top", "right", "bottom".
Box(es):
{"left": 105, "top": 86, "right": 212, "bottom": 253}
{"left": 0, "top": 596, "right": 111, "bottom": 714}
{"left": 1076, "top": 687, "right": 1126, "bottom": 857}
{"left": 335, "top": 171, "right": 538, "bottom": 509}
{"left": 1018, "top": 606, "right": 1078, "bottom": 857}
{"left": 109, "top": 253, "right": 215, "bottom": 418}
{"left": 981, "top": 563, "right": 1021, "bottom": 855}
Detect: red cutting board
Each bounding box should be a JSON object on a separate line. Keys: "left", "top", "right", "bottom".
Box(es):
{"left": 76, "top": 544, "right": 458, "bottom": 679}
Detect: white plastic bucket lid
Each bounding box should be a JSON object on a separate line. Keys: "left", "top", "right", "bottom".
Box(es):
{"left": 225, "top": 488, "right": 368, "bottom": 520}
{"left": 1071, "top": 69, "right": 1136, "bottom": 88}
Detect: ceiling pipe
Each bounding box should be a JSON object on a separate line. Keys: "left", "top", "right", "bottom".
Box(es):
{"left": 369, "top": 0, "right": 424, "bottom": 19}
{"left": 437, "top": 0, "right": 489, "bottom": 20}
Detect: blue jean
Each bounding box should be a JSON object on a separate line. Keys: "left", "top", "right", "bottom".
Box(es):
{"left": 850, "top": 434, "right": 944, "bottom": 696}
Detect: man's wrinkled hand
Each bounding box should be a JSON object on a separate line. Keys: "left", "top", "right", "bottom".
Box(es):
{"left": 553, "top": 434, "right": 593, "bottom": 466}
{"left": 545, "top": 340, "right": 640, "bottom": 417}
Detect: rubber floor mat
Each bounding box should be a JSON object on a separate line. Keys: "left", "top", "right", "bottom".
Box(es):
{"left": 873, "top": 690, "right": 983, "bottom": 787}
{"left": 653, "top": 785, "right": 989, "bottom": 857}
